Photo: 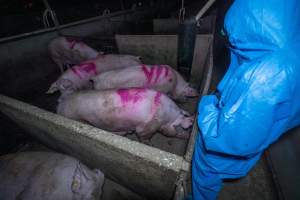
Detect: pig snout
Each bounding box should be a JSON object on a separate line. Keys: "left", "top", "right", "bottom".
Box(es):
{"left": 160, "top": 113, "right": 194, "bottom": 139}
{"left": 180, "top": 115, "right": 194, "bottom": 129}
{"left": 184, "top": 84, "right": 199, "bottom": 97}
{"left": 174, "top": 115, "right": 194, "bottom": 139}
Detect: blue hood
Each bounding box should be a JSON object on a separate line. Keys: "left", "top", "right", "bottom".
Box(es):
{"left": 192, "top": 1, "right": 300, "bottom": 199}
{"left": 224, "top": 0, "right": 300, "bottom": 61}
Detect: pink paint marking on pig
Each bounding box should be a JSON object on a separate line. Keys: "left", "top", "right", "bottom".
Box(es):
{"left": 141, "top": 64, "right": 155, "bottom": 85}
{"left": 71, "top": 67, "right": 83, "bottom": 79}
{"left": 163, "top": 65, "right": 169, "bottom": 78}
{"left": 71, "top": 63, "right": 97, "bottom": 79}
{"left": 79, "top": 63, "right": 97, "bottom": 75}
{"left": 150, "top": 91, "right": 162, "bottom": 114}
{"left": 154, "top": 91, "right": 162, "bottom": 106}
{"left": 117, "top": 88, "right": 146, "bottom": 105}
{"left": 154, "top": 65, "right": 164, "bottom": 83}
{"left": 65, "top": 38, "right": 78, "bottom": 49}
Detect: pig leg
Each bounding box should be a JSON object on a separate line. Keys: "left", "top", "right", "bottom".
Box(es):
{"left": 135, "top": 122, "right": 160, "bottom": 145}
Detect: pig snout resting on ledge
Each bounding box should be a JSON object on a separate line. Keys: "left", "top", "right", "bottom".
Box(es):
{"left": 57, "top": 88, "right": 194, "bottom": 140}
{"left": 91, "top": 64, "right": 199, "bottom": 101}
{"left": 0, "top": 152, "right": 104, "bottom": 200}
{"left": 46, "top": 54, "right": 142, "bottom": 94}
{"left": 48, "top": 36, "right": 100, "bottom": 72}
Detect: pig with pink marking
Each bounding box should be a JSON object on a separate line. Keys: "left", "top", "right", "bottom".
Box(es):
{"left": 47, "top": 54, "right": 142, "bottom": 94}
{"left": 91, "top": 64, "right": 198, "bottom": 101}
{"left": 47, "top": 62, "right": 98, "bottom": 93}
{"left": 57, "top": 88, "right": 194, "bottom": 140}
{"left": 48, "top": 37, "right": 101, "bottom": 73}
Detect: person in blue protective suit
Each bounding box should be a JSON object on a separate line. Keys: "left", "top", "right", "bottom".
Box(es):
{"left": 192, "top": 0, "right": 300, "bottom": 199}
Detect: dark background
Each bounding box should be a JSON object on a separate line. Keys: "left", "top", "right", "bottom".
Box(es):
{"left": 0, "top": 0, "right": 227, "bottom": 38}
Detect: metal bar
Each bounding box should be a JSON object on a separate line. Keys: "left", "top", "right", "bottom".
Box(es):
{"left": 0, "top": 8, "right": 148, "bottom": 44}
{"left": 195, "top": 0, "right": 216, "bottom": 21}
{"left": 41, "top": 0, "right": 61, "bottom": 32}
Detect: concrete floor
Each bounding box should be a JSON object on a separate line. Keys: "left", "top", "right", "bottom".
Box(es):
{"left": 219, "top": 157, "right": 277, "bottom": 200}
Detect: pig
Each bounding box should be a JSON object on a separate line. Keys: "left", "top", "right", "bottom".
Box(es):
{"left": 46, "top": 54, "right": 142, "bottom": 94}
{"left": 48, "top": 36, "right": 101, "bottom": 73}
{"left": 91, "top": 64, "right": 199, "bottom": 101}
{"left": 0, "top": 152, "right": 105, "bottom": 200}
{"left": 57, "top": 88, "right": 194, "bottom": 140}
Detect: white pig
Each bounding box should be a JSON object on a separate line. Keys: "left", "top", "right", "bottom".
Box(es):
{"left": 91, "top": 64, "right": 199, "bottom": 101}
{"left": 57, "top": 88, "right": 194, "bottom": 140}
{"left": 0, "top": 152, "right": 104, "bottom": 200}
{"left": 48, "top": 36, "right": 100, "bottom": 73}
{"left": 47, "top": 54, "right": 142, "bottom": 94}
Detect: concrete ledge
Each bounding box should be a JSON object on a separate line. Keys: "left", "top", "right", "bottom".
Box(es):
{"left": 0, "top": 94, "right": 189, "bottom": 199}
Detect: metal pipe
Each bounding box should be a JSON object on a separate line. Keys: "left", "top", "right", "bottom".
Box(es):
{"left": 177, "top": 19, "right": 197, "bottom": 78}
{"left": 41, "top": 0, "right": 61, "bottom": 32}
{"left": 195, "top": 0, "right": 216, "bottom": 21}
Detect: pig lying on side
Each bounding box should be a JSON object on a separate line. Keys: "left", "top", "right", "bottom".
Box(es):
{"left": 47, "top": 54, "right": 142, "bottom": 94}
{"left": 91, "top": 64, "right": 198, "bottom": 101}
{"left": 49, "top": 36, "right": 100, "bottom": 73}
{"left": 57, "top": 88, "right": 194, "bottom": 140}
{"left": 0, "top": 152, "right": 104, "bottom": 200}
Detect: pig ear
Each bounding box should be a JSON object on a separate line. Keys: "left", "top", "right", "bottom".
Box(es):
{"left": 180, "top": 116, "right": 194, "bottom": 129}
{"left": 72, "top": 162, "right": 83, "bottom": 193}
{"left": 57, "top": 79, "right": 74, "bottom": 92}
{"left": 72, "top": 162, "right": 94, "bottom": 194}
{"left": 46, "top": 83, "right": 58, "bottom": 94}
{"left": 93, "top": 169, "right": 105, "bottom": 187}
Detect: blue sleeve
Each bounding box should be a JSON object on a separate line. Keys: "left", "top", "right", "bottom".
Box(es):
{"left": 197, "top": 60, "right": 292, "bottom": 157}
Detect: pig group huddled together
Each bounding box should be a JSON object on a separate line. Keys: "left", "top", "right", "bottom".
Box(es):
{"left": 48, "top": 36, "right": 198, "bottom": 141}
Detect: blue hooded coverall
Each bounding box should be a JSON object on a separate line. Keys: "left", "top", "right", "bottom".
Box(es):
{"left": 192, "top": 0, "right": 300, "bottom": 199}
